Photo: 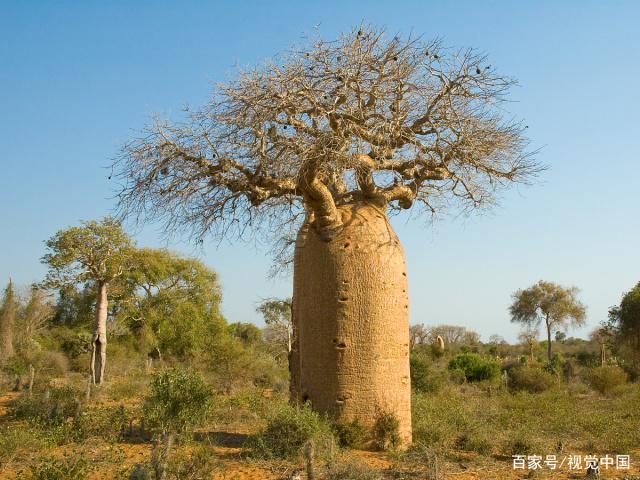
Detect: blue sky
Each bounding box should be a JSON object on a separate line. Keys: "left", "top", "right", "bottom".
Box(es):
{"left": 1, "top": 1, "right": 638, "bottom": 341}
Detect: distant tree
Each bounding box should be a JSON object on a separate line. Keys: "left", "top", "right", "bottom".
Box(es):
{"left": 518, "top": 328, "right": 539, "bottom": 361}
{"left": 409, "top": 323, "right": 429, "bottom": 349}
{"left": 0, "top": 280, "right": 18, "bottom": 364}
{"left": 554, "top": 331, "right": 567, "bottom": 343}
{"left": 41, "top": 217, "right": 134, "bottom": 384}
{"left": 257, "top": 298, "right": 292, "bottom": 353}
{"left": 488, "top": 334, "right": 506, "bottom": 345}
{"left": 590, "top": 325, "right": 615, "bottom": 366}
{"left": 15, "top": 286, "right": 55, "bottom": 351}
{"left": 229, "top": 322, "right": 262, "bottom": 346}
{"left": 607, "top": 281, "right": 640, "bottom": 367}
{"left": 426, "top": 325, "right": 480, "bottom": 346}
{"left": 509, "top": 280, "right": 586, "bottom": 364}
{"left": 120, "top": 247, "right": 225, "bottom": 360}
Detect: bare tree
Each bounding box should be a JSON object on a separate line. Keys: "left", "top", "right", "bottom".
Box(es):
{"left": 510, "top": 281, "right": 586, "bottom": 364}
{"left": 115, "top": 26, "right": 540, "bottom": 444}
{"left": 409, "top": 323, "right": 429, "bottom": 349}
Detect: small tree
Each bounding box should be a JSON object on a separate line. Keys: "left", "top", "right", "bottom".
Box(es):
{"left": 143, "top": 368, "right": 213, "bottom": 480}
{"left": 517, "top": 328, "right": 538, "bottom": 361}
{"left": 509, "top": 280, "right": 586, "bottom": 364}
{"left": 41, "top": 217, "right": 133, "bottom": 384}
{"left": 0, "top": 279, "right": 18, "bottom": 365}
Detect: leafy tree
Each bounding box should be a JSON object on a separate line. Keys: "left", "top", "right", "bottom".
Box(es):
{"left": 115, "top": 26, "right": 540, "bottom": 438}
{"left": 607, "top": 281, "right": 640, "bottom": 368}
{"left": 229, "top": 322, "right": 262, "bottom": 346}
{"left": 0, "top": 280, "right": 18, "bottom": 364}
{"left": 120, "top": 248, "right": 225, "bottom": 360}
{"left": 509, "top": 280, "right": 586, "bottom": 364}
{"left": 257, "top": 298, "right": 292, "bottom": 353}
{"left": 41, "top": 217, "right": 134, "bottom": 384}
{"left": 143, "top": 368, "right": 213, "bottom": 480}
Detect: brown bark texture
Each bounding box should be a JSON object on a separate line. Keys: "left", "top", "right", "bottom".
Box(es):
{"left": 90, "top": 281, "right": 108, "bottom": 384}
{"left": 291, "top": 202, "right": 412, "bottom": 444}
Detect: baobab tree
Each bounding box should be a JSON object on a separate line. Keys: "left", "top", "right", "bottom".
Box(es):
{"left": 115, "top": 27, "right": 540, "bottom": 443}
{"left": 41, "top": 217, "right": 133, "bottom": 384}
{"left": 510, "top": 280, "right": 586, "bottom": 365}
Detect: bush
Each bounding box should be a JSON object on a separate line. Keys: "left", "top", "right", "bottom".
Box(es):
{"left": 19, "top": 456, "right": 90, "bottom": 480}
{"left": 410, "top": 354, "right": 445, "bottom": 393}
{"left": 333, "top": 419, "right": 368, "bottom": 448}
{"left": 587, "top": 365, "right": 628, "bottom": 395}
{"left": 509, "top": 366, "right": 556, "bottom": 393}
{"left": 448, "top": 354, "right": 500, "bottom": 383}
{"left": 249, "top": 403, "right": 335, "bottom": 459}
{"left": 372, "top": 410, "right": 401, "bottom": 451}
{"left": 143, "top": 368, "right": 213, "bottom": 436}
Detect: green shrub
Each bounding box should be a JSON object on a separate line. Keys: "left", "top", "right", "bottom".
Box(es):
{"left": 143, "top": 368, "right": 213, "bottom": 436}
{"left": 447, "top": 354, "right": 500, "bottom": 383}
{"left": 509, "top": 366, "right": 556, "bottom": 393}
{"left": 587, "top": 365, "right": 628, "bottom": 395}
{"left": 19, "top": 456, "right": 90, "bottom": 480}
{"left": 372, "top": 410, "right": 401, "bottom": 451}
{"left": 249, "top": 403, "right": 335, "bottom": 459}
{"left": 410, "top": 354, "right": 444, "bottom": 393}
{"left": 333, "top": 419, "right": 368, "bottom": 448}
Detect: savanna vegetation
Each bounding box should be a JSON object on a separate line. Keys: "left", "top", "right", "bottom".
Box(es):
{"left": 1, "top": 217, "right": 639, "bottom": 479}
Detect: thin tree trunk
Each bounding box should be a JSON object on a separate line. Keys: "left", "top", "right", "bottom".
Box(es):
{"left": 293, "top": 202, "right": 412, "bottom": 446}
{"left": 90, "top": 281, "right": 108, "bottom": 385}
{"left": 28, "top": 365, "right": 35, "bottom": 396}
{"left": 545, "top": 316, "right": 552, "bottom": 364}
{"left": 152, "top": 432, "right": 174, "bottom": 480}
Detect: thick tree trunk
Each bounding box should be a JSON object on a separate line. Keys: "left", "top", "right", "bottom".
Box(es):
{"left": 90, "top": 281, "right": 108, "bottom": 385}
{"left": 292, "top": 201, "right": 412, "bottom": 445}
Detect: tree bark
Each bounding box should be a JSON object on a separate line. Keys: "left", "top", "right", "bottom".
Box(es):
{"left": 292, "top": 201, "right": 412, "bottom": 445}
{"left": 90, "top": 281, "right": 108, "bottom": 385}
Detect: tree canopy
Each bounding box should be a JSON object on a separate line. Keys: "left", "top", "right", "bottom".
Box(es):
{"left": 510, "top": 280, "right": 586, "bottom": 362}
{"left": 119, "top": 248, "right": 225, "bottom": 359}
{"left": 41, "top": 217, "right": 134, "bottom": 289}
{"left": 115, "top": 26, "right": 541, "bottom": 246}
